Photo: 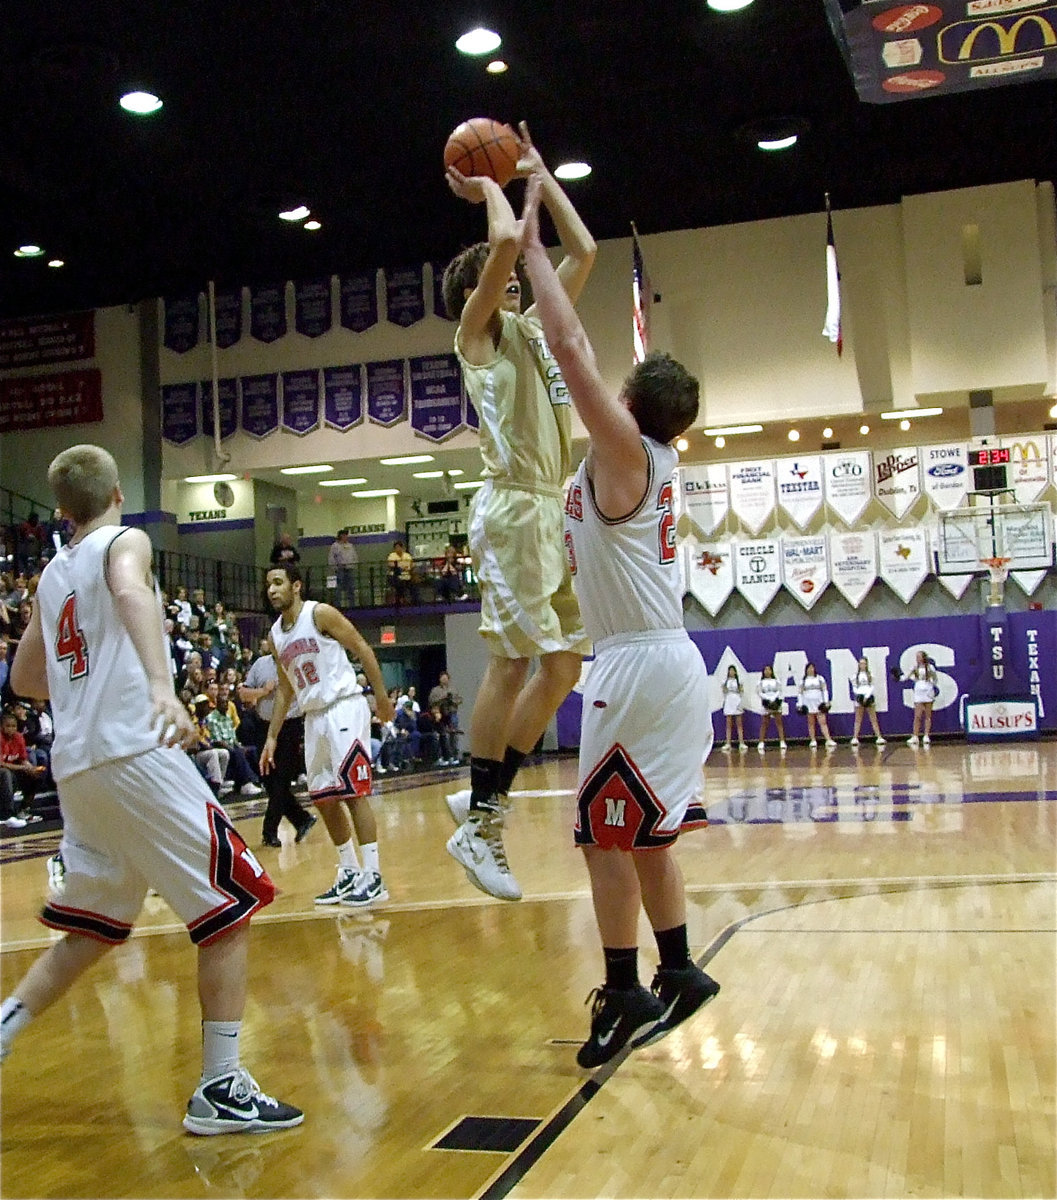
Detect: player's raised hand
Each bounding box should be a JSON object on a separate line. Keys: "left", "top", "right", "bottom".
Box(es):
{"left": 445, "top": 165, "right": 494, "bottom": 203}
{"left": 520, "top": 172, "right": 544, "bottom": 247}
{"left": 152, "top": 693, "right": 196, "bottom": 750}
{"left": 514, "top": 121, "right": 546, "bottom": 177}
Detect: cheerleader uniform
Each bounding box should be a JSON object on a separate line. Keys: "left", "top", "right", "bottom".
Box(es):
{"left": 722, "top": 677, "right": 744, "bottom": 716}
{"left": 799, "top": 675, "right": 829, "bottom": 714}
{"left": 852, "top": 670, "right": 875, "bottom": 707}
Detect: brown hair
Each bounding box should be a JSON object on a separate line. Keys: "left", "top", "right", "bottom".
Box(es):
{"left": 47, "top": 444, "right": 119, "bottom": 524}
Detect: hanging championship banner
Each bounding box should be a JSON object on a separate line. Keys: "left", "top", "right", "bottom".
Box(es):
{"left": 250, "top": 284, "right": 287, "bottom": 343}
{"left": 200, "top": 378, "right": 238, "bottom": 441}
{"left": 281, "top": 370, "right": 320, "bottom": 435}
{"left": 323, "top": 366, "right": 364, "bottom": 431}
{"left": 878, "top": 527, "right": 930, "bottom": 603}
{"left": 729, "top": 460, "right": 776, "bottom": 535}
{"left": 874, "top": 446, "right": 921, "bottom": 518}
{"left": 465, "top": 390, "right": 479, "bottom": 431}
{"left": 385, "top": 266, "right": 425, "bottom": 327}
{"left": 163, "top": 294, "right": 200, "bottom": 353}
{"left": 775, "top": 455, "right": 824, "bottom": 530}
{"left": 685, "top": 541, "right": 734, "bottom": 616}
{"left": 830, "top": 530, "right": 878, "bottom": 609}
{"left": 937, "top": 572, "right": 974, "bottom": 600}
{"left": 782, "top": 535, "right": 830, "bottom": 609}
{"left": 824, "top": 450, "right": 872, "bottom": 526}
{"left": 1011, "top": 569, "right": 1047, "bottom": 596}
{"left": 0, "top": 311, "right": 95, "bottom": 369}
{"left": 340, "top": 272, "right": 378, "bottom": 333}
{"left": 213, "top": 288, "right": 242, "bottom": 349}
{"left": 681, "top": 463, "right": 729, "bottom": 535}
{"left": 733, "top": 539, "right": 782, "bottom": 614}
{"left": 161, "top": 382, "right": 198, "bottom": 445}
{"left": 240, "top": 374, "right": 279, "bottom": 440}
{"left": 921, "top": 442, "right": 969, "bottom": 510}
{"left": 1003, "top": 434, "right": 1051, "bottom": 503}
{"left": 366, "top": 359, "right": 407, "bottom": 426}
{"left": 294, "top": 278, "right": 333, "bottom": 338}
{"left": 409, "top": 354, "right": 463, "bottom": 442}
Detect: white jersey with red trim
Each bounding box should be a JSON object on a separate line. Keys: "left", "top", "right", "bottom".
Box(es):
{"left": 270, "top": 599, "right": 360, "bottom": 713}
{"left": 563, "top": 438, "right": 682, "bottom": 643}
{"left": 35, "top": 525, "right": 164, "bottom": 782}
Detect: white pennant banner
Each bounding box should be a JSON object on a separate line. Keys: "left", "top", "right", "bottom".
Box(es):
{"left": 1052, "top": 434, "right": 1057, "bottom": 490}
{"left": 921, "top": 442, "right": 969, "bottom": 511}
{"left": 1011, "top": 569, "right": 1047, "bottom": 596}
{"left": 874, "top": 447, "right": 921, "bottom": 519}
{"left": 1004, "top": 434, "right": 1051, "bottom": 504}
{"left": 728, "top": 460, "right": 776, "bottom": 535}
{"left": 823, "top": 450, "right": 872, "bottom": 526}
{"left": 680, "top": 463, "right": 729, "bottom": 536}
{"left": 878, "top": 527, "right": 931, "bottom": 604}
{"left": 775, "top": 455, "right": 824, "bottom": 530}
{"left": 829, "top": 530, "right": 877, "bottom": 609}
{"left": 733, "top": 538, "right": 782, "bottom": 614}
{"left": 781, "top": 535, "right": 830, "bottom": 609}
{"left": 685, "top": 541, "right": 734, "bottom": 616}
{"left": 936, "top": 572, "right": 974, "bottom": 600}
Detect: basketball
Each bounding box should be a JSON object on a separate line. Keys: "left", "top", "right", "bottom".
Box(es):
{"left": 444, "top": 117, "right": 520, "bottom": 187}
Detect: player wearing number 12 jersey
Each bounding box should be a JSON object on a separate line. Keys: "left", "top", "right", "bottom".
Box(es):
{"left": 264, "top": 565, "right": 394, "bottom": 907}
{"left": 520, "top": 172, "right": 719, "bottom": 1071}
{"left": 2, "top": 444, "right": 302, "bottom": 1134}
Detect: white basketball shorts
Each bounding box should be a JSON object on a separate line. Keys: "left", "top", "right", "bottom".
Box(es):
{"left": 304, "top": 693, "right": 373, "bottom": 802}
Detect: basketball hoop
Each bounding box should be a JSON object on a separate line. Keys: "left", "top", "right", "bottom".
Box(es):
{"left": 980, "top": 556, "right": 1012, "bottom": 606}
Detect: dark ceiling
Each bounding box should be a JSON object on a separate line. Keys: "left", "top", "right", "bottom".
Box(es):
{"left": 1, "top": 0, "right": 1054, "bottom": 323}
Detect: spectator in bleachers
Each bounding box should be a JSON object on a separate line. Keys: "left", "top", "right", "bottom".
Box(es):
{"left": 0, "top": 639, "right": 9, "bottom": 696}
{"left": 270, "top": 531, "right": 301, "bottom": 566}
{"left": 434, "top": 703, "right": 461, "bottom": 767}
{"left": 198, "top": 632, "right": 220, "bottom": 672}
{"left": 204, "top": 684, "right": 264, "bottom": 796}
{"left": 386, "top": 541, "right": 415, "bottom": 605}
{"left": 415, "top": 707, "right": 442, "bottom": 765}
{"left": 17, "top": 513, "right": 44, "bottom": 574}
{"left": 1, "top": 708, "right": 45, "bottom": 818}
{"left": 172, "top": 585, "right": 192, "bottom": 627}
{"left": 435, "top": 545, "right": 469, "bottom": 603}
{"left": 328, "top": 529, "right": 359, "bottom": 608}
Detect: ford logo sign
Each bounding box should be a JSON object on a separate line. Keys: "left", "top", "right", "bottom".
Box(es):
{"left": 928, "top": 463, "right": 963, "bottom": 478}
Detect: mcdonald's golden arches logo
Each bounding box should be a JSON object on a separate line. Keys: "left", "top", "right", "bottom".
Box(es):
{"left": 939, "top": 9, "right": 1057, "bottom": 63}
{"left": 1008, "top": 439, "right": 1043, "bottom": 461}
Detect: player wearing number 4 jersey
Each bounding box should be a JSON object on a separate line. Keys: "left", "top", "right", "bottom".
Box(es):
{"left": 264, "top": 565, "right": 394, "bottom": 907}
{"left": 520, "top": 173, "right": 720, "bottom": 1070}
{"left": 1, "top": 444, "right": 302, "bottom": 1134}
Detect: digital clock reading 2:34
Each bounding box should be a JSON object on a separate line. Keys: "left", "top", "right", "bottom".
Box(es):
{"left": 968, "top": 447, "right": 1011, "bottom": 466}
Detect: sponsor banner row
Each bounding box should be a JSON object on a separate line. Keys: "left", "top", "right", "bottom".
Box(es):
{"left": 676, "top": 437, "right": 1056, "bottom": 534}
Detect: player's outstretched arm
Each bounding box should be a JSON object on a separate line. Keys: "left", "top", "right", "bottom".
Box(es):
{"left": 108, "top": 528, "right": 195, "bottom": 749}
{"left": 516, "top": 123, "right": 596, "bottom": 305}
{"left": 312, "top": 604, "right": 395, "bottom": 723}
{"left": 9, "top": 603, "right": 48, "bottom": 699}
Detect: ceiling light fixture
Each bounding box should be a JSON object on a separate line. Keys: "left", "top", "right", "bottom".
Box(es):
{"left": 319, "top": 477, "right": 368, "bottom": 487}
{"left": 703, "top": 423, "right": 763, "bottom": 436}
{"left": 279, "top": 205, "right": 311, "bottom": 222}
{"left": 412, "top": 470, "right": 445, "bottom": 479}
{"left": 715, "top": 436, "right": 726, "bottom": 449}
{"left": 822, "top": 426, "right": 833, "bottom": 439}
{"left": 184, "top": 473, "right": 238, "bottom": 483}
{"left": 379, "top": 454, "right": 434, "bottom": 465}
{"left": 14, "top": 245, "right": 44, "bottom": 258}
{"left": 675, "top": 437, "right": 689, "bottom": 452}
{"left": 1049, "top": 401, "right": 1057, "bottom": 419}
{"left": 446, "top": 468, "right": 465, "bottom": 476}
{"left": 47, "top": 259, "right": 65, "bottom": 268}
{"left": 859, "top": 424, "right": 870, "bottom": 435}
{"left": 486, "top": 60, "right": 508, "bottom": 74}
{"left": 351, "top": 488, "right": 400, "bottom": 498}
{"left": 738, "top": 116, "right": 808, "bottom": 154}
{"left": 454, "top": 480, "right": 486, "bottom": 490}
{"left": 788, "top": 429, "right": 800, "bottom": 442}
{"left": 455, "top": 28, "right": 502, "bottom": 55}
{"left": 280, "top": 464, "right": 333, "bottom": 475}
{"left": 758, "top": 135, "right": 798, "bottom": 152}
{"left": 900, "top": 419, "right": 911, "bottom": 431}
{"left": 303, "top": 219, "right": 322, "bottom": 231}
{"left": 880, "top": 407, "right": 944, "bottom": 420}
{"left": 119, "top": 90, "right": 163, "bottom": 115}
{"left": 708, "top": 0, "right": 755, "bottom": 10}
{"left": 554, "top": 162, "right": 591, "bottom": 180}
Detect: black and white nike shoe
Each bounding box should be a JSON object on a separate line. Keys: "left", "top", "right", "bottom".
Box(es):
{"left": 633, "top": 964, "right": 720, "bottom": 1049}
{"left": 576, "top": 985, "right": 663, "bottom": 1069}
{"left": 183, "top": 1068, "right": 304, "bottom": 1135}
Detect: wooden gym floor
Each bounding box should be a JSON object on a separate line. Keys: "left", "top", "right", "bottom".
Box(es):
{"left": 1, "top": 738, "right": 1055, "bottom": 1199}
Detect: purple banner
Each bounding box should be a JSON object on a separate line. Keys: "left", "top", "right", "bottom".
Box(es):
{"left": 213, "top": 288, "right": 243, "bottom": 349}
{"left": 161, "top": 382, "right": 198, "bottom": 445}
{"left": 250, "top": 284, "right": 288, "bottom": 343}
{"left": 240, "top": 374, "right": 279, "bottom": 439}
{"left": 163, "top": 294, "right": 200, "bottom": 353}
{"left": 465, "top": 390, "right": 479, "bottom": 431}
{"left": 385, "top": 265, "right": 425, "bottom": 328}
{"left": 323, "top": 365, "right": 364, "bottom": 431}
{"left": 294, "top": 277, "right": 333, "bottom": 338}
{"left": 340, "top": 273, "right": 378, "bottom": 333}
{"left": 0, "top": 311, "right": 95, "bottom": 369}
{"left": 200, "top": 378, "right": 238, "bottom": 441}
{"left": 365, "top": 359, "right": 407, "bottom": 426}
{"left": 409, "top": 353, "right": 463, "bottom": 442}
{"left": 281, "top": 370, "right": 320, "bottom": 435}
{"left": 431, "top": 262, "right": 453, "bottom": 321}
{"left": 556, "top": 611, "right": 1057, "bottom": 747}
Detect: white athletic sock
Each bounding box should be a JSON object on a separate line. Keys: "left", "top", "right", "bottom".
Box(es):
{"left": 336, "top": 840, "right": 360, "bottom": 872}
{"left": 360, "top": 842, "right": 380, "bottom": 877}
{"left": 1, "top": 996, "right": 31, "bottom": 1058}
{"left": 201, "top": 1020, "right": 241, "bottom": 1082}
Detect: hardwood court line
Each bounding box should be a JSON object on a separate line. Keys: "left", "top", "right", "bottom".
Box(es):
{"left": 469, "top": 874, "right": 1051, "bottom": 1200}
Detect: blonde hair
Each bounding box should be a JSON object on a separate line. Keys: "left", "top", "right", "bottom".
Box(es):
{"left": 48, "top": 445, "right": 119, "bottom": 524}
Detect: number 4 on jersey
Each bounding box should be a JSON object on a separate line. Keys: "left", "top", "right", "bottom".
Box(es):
{"left": 56, "top": 592, "right": 89, "bottom": 679}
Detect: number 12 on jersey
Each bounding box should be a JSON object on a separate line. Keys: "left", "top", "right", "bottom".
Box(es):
{"left": 56, "top": 592, "right": 90, "bottom": 679}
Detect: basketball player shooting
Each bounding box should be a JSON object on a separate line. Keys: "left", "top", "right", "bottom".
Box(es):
{"left": 519, "top": 173, "right": 721, "bottom": 1068}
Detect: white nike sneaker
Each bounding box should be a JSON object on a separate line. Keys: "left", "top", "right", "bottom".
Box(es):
{"left": 907, "top": 735, "right": 919, "bottom": 747}
{"left": 445, "top": 789, "right": 472, "bottom": 825}
{"left": 850, "top": 737, "right": 860, "bottom": 747}
{"left": 446, "top": 810, "right": 521, "bottom": 901}
{"left": 875, "top": 736, "right": 886, "bottom": 746}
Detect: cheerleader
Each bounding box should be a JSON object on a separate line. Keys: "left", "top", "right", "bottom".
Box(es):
{"left": 721, "top": 665, "right": 747, "bottom": 752}
{"left": 902, "top": 650, "right": 938, "bottom": 747}
{"left": 756, "top": 664, "right": 787, "bottom": 751}
{"left": 850, "top": 657, "right": 886, "bottom": 747}
{"left": 798, "top": 663, "right": 836, "bottom": 748}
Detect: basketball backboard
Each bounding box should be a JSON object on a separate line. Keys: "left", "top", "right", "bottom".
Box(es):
{"left": 935, "top": 503, "right": 1053, "bottom": 574}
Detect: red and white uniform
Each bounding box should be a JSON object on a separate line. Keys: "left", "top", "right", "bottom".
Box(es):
{"left": 564, "top": 439, "right": 711, "bottom": 851}
{"left": 271, "top": 600, "right": 372, "bottom": 800}
{"left": 33, "top": 526, "right": 273, "bottom": 945}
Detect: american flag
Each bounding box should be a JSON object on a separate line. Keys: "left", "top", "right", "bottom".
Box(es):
{"left": 822, "top": 203, "right": 843, "bottom": 356}
{"left": 632, "top": 225, "right": 651, "bottom": 364}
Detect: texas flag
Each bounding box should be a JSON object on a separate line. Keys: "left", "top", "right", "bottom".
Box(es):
{"left": 823, "top": 207, "right": 843, "bottom": 356}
